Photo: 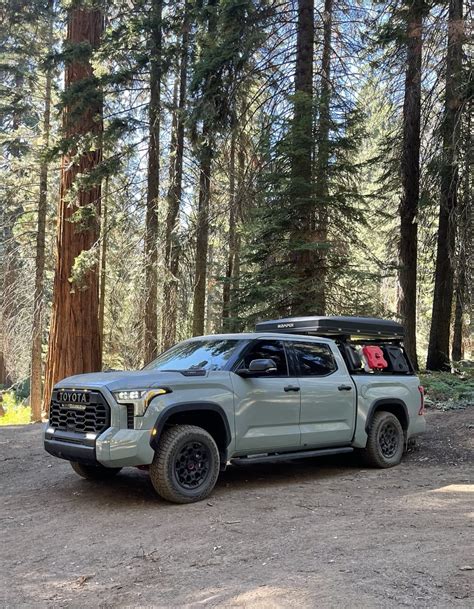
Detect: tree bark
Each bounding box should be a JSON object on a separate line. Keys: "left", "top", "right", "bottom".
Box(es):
{"left": 192, "top": 124, "right": 213, "bottom": 336}
{"left": 230, "top": 141, "right": 245, "bottom": 329}
{"left": 30, "top": 7, "right": 53, "bottom": 421}
{"left": 452, "top": 263, "right": 466, "bottom": 361}
{"left": 144, "top": 0, "right": 162, "bottom": 362}
{"left": 426, "top": 0, "right": 464, "bottom": 370}
{"left": 290, "top": 0, "right": 316, "bottom": 315}
{"left": 98, "top": 176, "right": 108, "bottom": 350}
{"left": 312, "top": 0, "right": 332, "bottom": 316}
{"left": 222, "top": 130, "right": 237, "bottom": 328}
{"left": 397, "top": 0, "right": 423, "bottom": 370}
{"left": 162, "top": 1, "right": 189, "bottom": 350}
{"left": 42, "top": 6, "right": 104, "bottom": 413}
{"left": 192, "top": 0, "right": 217, "bottom": 337}
{"left": 452, "top": 108, "right": 471, "bottom": 361}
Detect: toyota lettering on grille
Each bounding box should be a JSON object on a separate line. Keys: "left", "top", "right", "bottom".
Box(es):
{"left": 58, "top": 391, "right": 89, "bottom": 405}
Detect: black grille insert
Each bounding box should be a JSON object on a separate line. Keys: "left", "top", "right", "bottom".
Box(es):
{"left": 126, "top": 404, "right": 134, "bottom": 429}
{"left": 49, "top": 390, "right": 110, "bottom": 434}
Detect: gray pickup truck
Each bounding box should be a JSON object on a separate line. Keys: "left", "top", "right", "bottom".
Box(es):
{"left": 44, "top": 316, "right": 426, "bottom": 503}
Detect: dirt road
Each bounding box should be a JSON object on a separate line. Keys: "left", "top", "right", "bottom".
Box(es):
{"left": 1, "top": 409, "right": 472, "bottom": 609}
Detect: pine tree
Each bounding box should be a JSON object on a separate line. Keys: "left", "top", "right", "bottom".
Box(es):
{"left": 144, "top": 0, "right": 163, "bottom": 362}
{"left": 427, "top": 0, "right": 465, "bottom": 370}
{"left": 30, "top": 0, "right": 54, "bottom": 421}
{"left": 190, "top": 0, "right": 265, "bottom": 335}
{"left": 191, "top": 0, "right": 218, "bottom": 337}
{"left": 43, "top": 3, "right": 104, "bottom": 411}
{"left": 452, "top": 104, "right": 471, "bottom": 361}
{"left": 162, "top": 0, "right": 190, "bottom": 350}
{"left": 289, "top": 0, "right": 316, "bottom": 315}
{"left": 398, "top": 0, "right": 426, "bottom": 370}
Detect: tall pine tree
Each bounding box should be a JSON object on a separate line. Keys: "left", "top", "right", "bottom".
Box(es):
{"left": 43, "top": 3, "right": 104, "bottom": 411}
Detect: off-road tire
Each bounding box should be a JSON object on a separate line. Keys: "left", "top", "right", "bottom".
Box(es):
{"left": 149, "top": 425, "right": 220, "bottom": 504}
{"left": 70, "top": 461, "right": 122, "bottom": 480}
{"left": 364, "top": 411, "right": 404, "bottom": 468}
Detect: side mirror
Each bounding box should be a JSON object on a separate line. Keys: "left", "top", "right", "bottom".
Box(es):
{"left": 237, "top": 358, "right": 277, "bottom": 377}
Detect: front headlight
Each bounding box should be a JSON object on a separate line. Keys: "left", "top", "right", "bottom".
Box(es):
{"left": 114, "top": 390, "right": 147, "bottom": 401}
{"left": 112, "top": 388, "right": 170, "bottom": 416}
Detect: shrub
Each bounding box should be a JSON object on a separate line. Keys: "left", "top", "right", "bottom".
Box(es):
{"left": 0, "top": 392, "right": 31, "bottom": 426}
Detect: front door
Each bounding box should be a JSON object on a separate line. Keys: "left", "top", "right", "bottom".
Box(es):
{"left": 289, "top": 340, "right": 356, "bottom": 447}
{"left": 231, "top": 339, "right": 301, "bottom": 454}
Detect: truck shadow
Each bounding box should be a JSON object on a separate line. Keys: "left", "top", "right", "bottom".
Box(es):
{"left": 218, "top": 452, "right": 363, "bottom": 490}
{"left": 61, "top": 452, "right": 365, "bottom": 507}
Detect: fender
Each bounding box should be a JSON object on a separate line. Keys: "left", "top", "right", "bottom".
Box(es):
{"left": 365, "top": 398, "right": 409, "bottom": 433}
{"left": 149, "top": 401, "right": 232, "bottom": 451}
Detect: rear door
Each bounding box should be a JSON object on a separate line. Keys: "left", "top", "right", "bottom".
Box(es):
{"left": 231, "top": 339, "right": 301, "bottom": 454}
{"left": 289, "top": 340, "right": 356, "bottom": 448}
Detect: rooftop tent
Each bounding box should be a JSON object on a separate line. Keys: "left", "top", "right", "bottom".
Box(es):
{"left": 255, "top": 316, "right": 404, "bottom": 340}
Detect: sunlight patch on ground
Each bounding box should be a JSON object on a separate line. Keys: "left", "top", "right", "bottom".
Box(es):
{"left": 431, "top": 484, "right": 474, "bottom": 493}
{"left": 184, "top": 585, "right": 302, "bottom": 609}
{"left": 222, "top": 585, "right": 300, "bottom": 608}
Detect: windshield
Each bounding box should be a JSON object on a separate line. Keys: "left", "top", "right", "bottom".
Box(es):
{"left": 143, "top": 339, "right": 242, "bottom": 371}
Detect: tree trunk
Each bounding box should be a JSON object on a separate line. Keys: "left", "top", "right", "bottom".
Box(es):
{"left": 1, "top": 73, "right": 24, "bottom": 388}
{"left": 0, "top": 349, "right": 8, "bottom": 388}
{"left": 312, "top": 0, "right": 332, "bottom": 315}
{"left": 222, "top": 130, "right": 237, "bottom": 328}
{"left": 229, "top": 140, "right": 245, "bottom": 331}
{"left": 452, "top": 263, "right": 465, "bottom": 361}
{"left": 42, "top": 6, "right": 104, "bottom": 413}
{"left": 162, "top": 1, "right": 189, "bottom": 350}
{"left": 30, "top": 10, "right": 53, "bottom": 421}
{"left": 452, "top": 108, "right": 471, "bottom": 361}
{"left": 98, "top": 176, "right": 108, "bottom": 350}
{"left": 290, "top": 0, "right": 316, "bottom": 315}
{"left": 144, "top": 0, "right": 162, "bottom": 362}
{"left": 192, "top": 125, "right": 213, "bottom": 336}
{"left": 192, "top": 0, "right": 217, "bottom": 337}
{"left": 397, "top": 0, "right": 423, "bottom": 371}
{"left": 426, "top": 0, "right": 464, "bottom": 370}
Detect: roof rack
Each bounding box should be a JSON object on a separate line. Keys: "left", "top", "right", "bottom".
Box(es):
{"left": 255, "top": 316, "right": 404, "bottom": 340}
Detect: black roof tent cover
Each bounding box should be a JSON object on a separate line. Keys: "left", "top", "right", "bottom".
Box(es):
{"left": 255, "top": 316, "right": 404, "bottom": 339}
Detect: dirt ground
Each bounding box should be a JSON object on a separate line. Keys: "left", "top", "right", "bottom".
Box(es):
{"left": 1, "top": 409, "right": 473, "bottom": 609}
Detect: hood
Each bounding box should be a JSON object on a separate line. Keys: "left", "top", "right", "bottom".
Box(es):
{"left": 54, "top": 370, "right": 204, "bottom": 392}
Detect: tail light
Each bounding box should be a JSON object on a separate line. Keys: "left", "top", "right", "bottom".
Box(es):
{"left": 418, "top": 385, "right": 425, "bottom": 415}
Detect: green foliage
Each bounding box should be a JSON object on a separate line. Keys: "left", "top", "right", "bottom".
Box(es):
{"left": 190, "top": 0, "right": 268, "bottom": 131}
{"left": 239, "top": 92, "right": 370, "bottom": 320}
{"left": 0, "top": 392, "right": 31, "bottom": 426}
{"left": 420, "top": 369, "right": 474, "bottom": 403}
{"left": 0, "top": 0, "right": 471, "bottom": 389}
{"left": 69, "top": 246, "right": 100, "bottom": 288}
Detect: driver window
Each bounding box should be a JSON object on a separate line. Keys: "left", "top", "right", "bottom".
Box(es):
{"left": 242, "top": 340, "right": 289, "bottom": 377}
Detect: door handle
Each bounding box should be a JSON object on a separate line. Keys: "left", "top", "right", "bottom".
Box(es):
{"left": 338, "top": 384, "right": 353, "bottom": 391}
{"left": 284, "top": 385, "right": 300, "bottom": 392}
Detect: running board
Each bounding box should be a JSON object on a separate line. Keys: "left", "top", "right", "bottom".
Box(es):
{"left": 230, "top": 446, "right": 353, "bottom": 466}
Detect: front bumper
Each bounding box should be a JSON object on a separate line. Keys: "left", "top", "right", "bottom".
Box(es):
{"left": 44, "top": 425, "right": 155, "bottom": 468}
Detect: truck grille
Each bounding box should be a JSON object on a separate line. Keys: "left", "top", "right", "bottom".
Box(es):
{"left": 126, "top": 404, "right": 135, "bottom": 429}
{"left": 49, "top": 389, "right": 110, "bottom": 434}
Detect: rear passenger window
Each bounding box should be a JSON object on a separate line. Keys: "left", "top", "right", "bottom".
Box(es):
{"left": 292, "top": 342, "right": 337, "bottom": 376}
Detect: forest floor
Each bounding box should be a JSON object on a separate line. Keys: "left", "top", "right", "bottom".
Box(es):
{"left": 0, "top": 408, "right": 473, "bottom": 609}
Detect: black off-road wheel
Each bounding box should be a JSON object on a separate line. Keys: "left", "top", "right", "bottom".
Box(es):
{"left": 364, "top": 411, "right": 404, "bottom": 468}
{"left": 149, "top": 425, "right": 220, "bottom": 504}
{"left": 70, "top": 461, "right": 122, "bottom": 480}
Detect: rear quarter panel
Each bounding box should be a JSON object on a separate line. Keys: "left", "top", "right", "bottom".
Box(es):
{"left": 352, "top": 375, "right": 425, "bottom": 448}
